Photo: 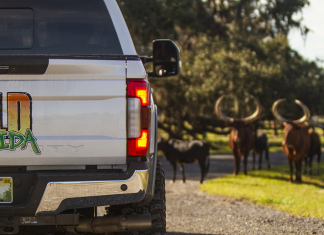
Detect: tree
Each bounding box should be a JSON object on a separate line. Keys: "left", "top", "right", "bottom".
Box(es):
{"left": 117, "top": 0, "right": 323, "bottom": 139}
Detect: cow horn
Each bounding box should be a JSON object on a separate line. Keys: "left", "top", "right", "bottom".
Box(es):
{"left": 240, "top": 96, "right": 262, "bottom": 124}
{"left": 215, "top": 95, "right": 234, "bottom": 123}
{"left": 215, "top": 95, "right": 261, "bottom": 123}
{"left": 294, "top": 100, "right": 310, "bottom": 124}
{"left": 272, "top": 99, "right": 288, "bottom": 122}
{"left": 272, "top": 99, "right": 310, "bottom": 124}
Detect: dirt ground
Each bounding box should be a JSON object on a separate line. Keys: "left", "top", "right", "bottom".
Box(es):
{"left": 161, "top": 152, "right": 324, "bottom": 235}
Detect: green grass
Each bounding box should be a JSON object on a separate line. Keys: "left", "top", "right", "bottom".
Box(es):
{"left": 201, "top": 164, "right": 324, "bottom": 219}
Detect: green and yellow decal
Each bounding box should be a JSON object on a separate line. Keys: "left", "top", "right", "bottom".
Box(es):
{"left": 0, "top": 93, "right": 40, "bottom": 154}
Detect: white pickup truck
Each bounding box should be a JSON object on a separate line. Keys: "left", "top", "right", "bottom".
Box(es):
{"left": 0, "top": 1, "right": 180, "bottom": 234}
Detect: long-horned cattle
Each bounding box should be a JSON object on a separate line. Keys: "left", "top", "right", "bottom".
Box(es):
{"left": 215, "top": 95, "right": 261, "bottom": 175}
{"left": 272, "top": 99, "right": 311, "bottom": 183}
{"left": 157, "top": 138, "right": 210, "bottom": 184}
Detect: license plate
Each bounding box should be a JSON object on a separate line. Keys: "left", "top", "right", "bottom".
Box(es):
{"left": 0, "top": 177, "right": 12, "bottom": 203}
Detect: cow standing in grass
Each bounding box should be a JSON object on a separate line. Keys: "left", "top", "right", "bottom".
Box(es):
{"left": 305, "top": 127, "right": 321, "bottom": 175}
{"left": 252, "top": 127, "right": 270, "bottom": 170}
{"left": 157, "top": 138, "right": 210, "bottom": 184}
{"left": 215, "top": 95, "right": 261, "bottom": 175}
{"left": 272, "top": 99, "right": 311, "bottom": 183}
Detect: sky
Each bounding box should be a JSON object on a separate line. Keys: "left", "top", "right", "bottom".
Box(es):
{"left": 288, "top": 0, "right": 324, "bottom": 67}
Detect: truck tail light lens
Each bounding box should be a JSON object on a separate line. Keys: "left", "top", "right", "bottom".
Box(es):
{"left": 127, "top": 80, "right": 151, "bottom": 156}
{"left": 127, "top": 80, "right": 150, "bottom": 107}
{"left": 128, "top": 130, "right": 149, "bottom": 155}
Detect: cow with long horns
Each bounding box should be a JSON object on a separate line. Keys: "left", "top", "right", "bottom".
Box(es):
{"left": 272, "top": 99, "right": 311, "bottom": 183}
{"left": 215, "top": 95, "right": 261, "bottom": 175}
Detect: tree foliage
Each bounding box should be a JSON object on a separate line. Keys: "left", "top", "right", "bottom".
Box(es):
{"left": 117, "top": 0, "right": 323, "bottom": 139}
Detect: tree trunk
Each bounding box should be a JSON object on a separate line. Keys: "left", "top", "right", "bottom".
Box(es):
{"left": 272, "top": 119, "right": 278, "bottom": 136}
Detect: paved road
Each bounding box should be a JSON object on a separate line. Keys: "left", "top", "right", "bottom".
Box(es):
{"left": 161, "top": 151, "right": 288, "bottom": 182}
{"left": 161, "top": 153, "right": 324, "bottom": 235}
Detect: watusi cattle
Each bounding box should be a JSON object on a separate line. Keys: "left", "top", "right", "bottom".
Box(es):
{"left": 252, "top": 128, "right": 270, "bottom": 170}
{"left": 157, "top": 138, "right": 210, "bottom": 183}
{"left": 304, "top": 127, "right": 321, "bottom": 175}
{"left": 215, "top": 95, "right": 261, "bottom": 175}
{"left": 272, "top": 99, "right": 311, "bottom": 183}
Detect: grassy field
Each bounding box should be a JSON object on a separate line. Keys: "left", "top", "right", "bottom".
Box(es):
{"left": 201, "top": 164, "right": 324, "bottom": 219}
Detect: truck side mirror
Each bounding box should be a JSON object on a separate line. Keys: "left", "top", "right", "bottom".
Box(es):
{"left": 152, "top": 39, "right": 181, "bottom": 77}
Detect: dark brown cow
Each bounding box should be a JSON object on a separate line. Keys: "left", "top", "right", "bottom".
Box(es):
{"left": 272, "top": 99, "right": 311, "bottom": 183}
{"left": 252, "top": 127, "right": 270, "bottom": 170}
{"left": 305, "top": 127, "right": 321, "bottom": 175}
{"left": 215, "top": 95, "right": 261, "bottom": 175}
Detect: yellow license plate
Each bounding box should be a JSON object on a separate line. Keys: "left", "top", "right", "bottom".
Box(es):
{"left": 0, "top": 177, "right": 12, "bottom": 203}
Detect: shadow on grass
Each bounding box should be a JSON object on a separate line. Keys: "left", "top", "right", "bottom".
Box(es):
{"left": 247, "top": 164, "right": 324, "bottom": 189}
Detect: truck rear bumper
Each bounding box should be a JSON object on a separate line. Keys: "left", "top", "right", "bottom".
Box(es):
{"left": 0, "top": 161, "right": 152, "bottom": 216}
{"left": 36, "top": 169, "right": 149, "bottom": 215}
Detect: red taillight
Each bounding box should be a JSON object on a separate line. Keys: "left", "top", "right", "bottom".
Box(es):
{"left": 127, "top": 80, "right": 151, "bottom": 156}
{"left": 127, "top": 80, "right": 150, "bottom": 107}
{"left": 128, "top": 130, "right": 149, "bottom": 155}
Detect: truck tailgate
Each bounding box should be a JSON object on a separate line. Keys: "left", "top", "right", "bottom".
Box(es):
{"left": 0, "top": 59, "right": 127, "bottom": 165}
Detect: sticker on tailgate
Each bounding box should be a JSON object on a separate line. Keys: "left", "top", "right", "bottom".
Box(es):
{"left": 0, "top": 177, "right": 12, "bottom": 203}
{"left": 0, "top": 93, "right": 40, "bottom": 154}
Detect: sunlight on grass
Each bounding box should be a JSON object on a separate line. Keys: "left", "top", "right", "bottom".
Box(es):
{"left": 201, "top": 164, "right": 324, "bottom": 219}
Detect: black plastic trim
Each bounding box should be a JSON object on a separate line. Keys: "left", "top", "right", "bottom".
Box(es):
{"left": 0, "top": 58, "right": 48, "bottom": 74}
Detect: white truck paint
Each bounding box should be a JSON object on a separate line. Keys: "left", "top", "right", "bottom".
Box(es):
{"left": 0, "top": 60, "right": 129, "bottom": 165}
{"left": 104, "top": 0, "right": 137, "bottom": 55}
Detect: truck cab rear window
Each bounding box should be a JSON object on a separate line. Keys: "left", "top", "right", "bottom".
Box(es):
{"left": 0, "top": 9, "right": 33, "bottom": 49}
{"left": 0, "top": 0, "right": 123, "bottom": 56}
